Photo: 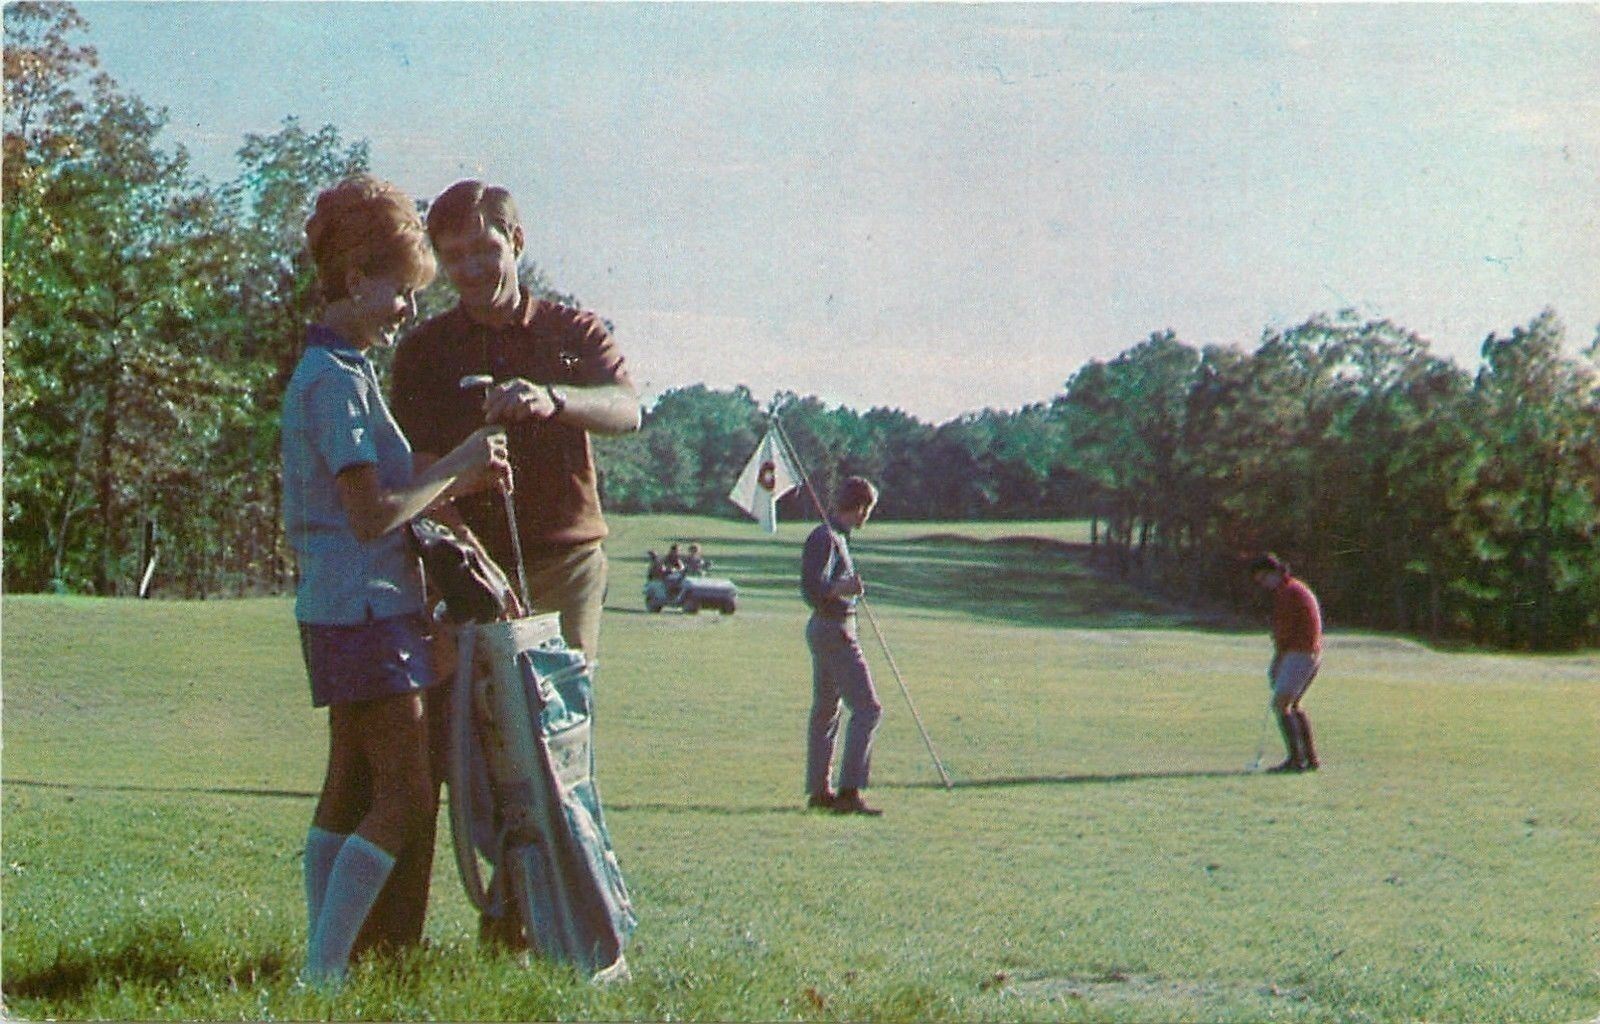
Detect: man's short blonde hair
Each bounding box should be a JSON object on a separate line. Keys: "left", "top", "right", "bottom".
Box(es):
{"left": 305, "top": 175, "right": 436, "bottom": 302}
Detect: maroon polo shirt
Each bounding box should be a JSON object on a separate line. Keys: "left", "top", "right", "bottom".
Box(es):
{"left": 391, "top": 289, "right": 632, "bottom": 564}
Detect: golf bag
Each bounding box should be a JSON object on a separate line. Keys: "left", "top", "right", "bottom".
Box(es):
{"left": 448, "top": 614, "right": 635, "bottom": 979}
{"left": 414, "top": 519, "right": 635, "bottom": 979}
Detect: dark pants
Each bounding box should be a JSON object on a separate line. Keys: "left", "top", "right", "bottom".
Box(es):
{"left": 805, "top": 614, "right": 882, "bottom": 794}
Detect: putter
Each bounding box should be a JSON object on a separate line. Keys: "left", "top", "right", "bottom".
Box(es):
{"left": 459, "top": 374, "right": 533, "bottom": 612}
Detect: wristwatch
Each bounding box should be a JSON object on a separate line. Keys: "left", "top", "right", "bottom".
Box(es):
{"left": 544, "top": 383, "right": 567, "bottom": 418}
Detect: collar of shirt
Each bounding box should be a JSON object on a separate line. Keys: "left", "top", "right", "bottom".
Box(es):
{"left": 305, "top": 322, "right": 362, "bottom": 353}
{"left": 304, "top": 324, "right": 378, "bottom": 390}
{"left": 457, "top": 286, "right": 538, "bottom": 334}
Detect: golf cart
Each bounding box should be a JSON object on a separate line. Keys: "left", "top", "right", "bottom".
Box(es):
{"left": 643, "top": 552, "right": 737, "bottom": 614}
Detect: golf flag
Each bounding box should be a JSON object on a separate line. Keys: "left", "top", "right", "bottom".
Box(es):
{"left": 728, "top": 429, "right": 801, "bottom": 532}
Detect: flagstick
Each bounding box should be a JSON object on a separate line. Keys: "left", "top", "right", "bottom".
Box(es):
{"left": 770, "top": 414, "right": 954, "bottom": 791}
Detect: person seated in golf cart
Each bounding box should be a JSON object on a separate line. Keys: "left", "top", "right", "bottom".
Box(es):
{"left": 684, "top": 543, "right": 709, "bottom": 575}
{"left": 661, "top": 544, "right": 688, "bottom": 598}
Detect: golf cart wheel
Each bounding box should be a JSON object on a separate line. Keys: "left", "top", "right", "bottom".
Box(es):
{"left": 681, "top": 597, "right": 700, "bottom": 614}
{"left": 646, "top": 599, "right": 663, "bottom": 613}
{"left": 720, "top": 600, "right": 736, "bottom": 615}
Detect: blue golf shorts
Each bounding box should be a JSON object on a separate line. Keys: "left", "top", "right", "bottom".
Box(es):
{"left": 299, "top": 611, "right": 438, "bottom": 708}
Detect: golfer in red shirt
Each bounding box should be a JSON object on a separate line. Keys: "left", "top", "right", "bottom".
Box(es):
{"left": 1249, "top": 554, "right": 1323, "bottom": 772}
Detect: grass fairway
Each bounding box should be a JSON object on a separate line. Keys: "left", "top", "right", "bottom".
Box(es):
{"left": 3, "top": 514, "right": 1597, "bottom": 1022}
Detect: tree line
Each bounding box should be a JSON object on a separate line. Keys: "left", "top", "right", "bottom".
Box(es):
{"left": 605, "top": 313, "right": 1600, "bottom": 649}
{"left": 6, "top": 3, "right": 1598, "bottom": 648}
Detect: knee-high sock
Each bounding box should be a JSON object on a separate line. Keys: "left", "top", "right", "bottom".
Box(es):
{"left": 1275, "top": 708, "right": 1298, "bottom": 762}
{"left": 1292, "top": 708, "right": 1317, "bottom": 765}
{"left": 303, "top": 826, "right": 348, "bottom": 931}
{"left": 306, "top": 834, "right": 396, "bottom": 982}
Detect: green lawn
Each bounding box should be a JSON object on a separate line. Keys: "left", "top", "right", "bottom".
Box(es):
{"left": 3, "top": 515, "right": 1596, "bottom": 1022}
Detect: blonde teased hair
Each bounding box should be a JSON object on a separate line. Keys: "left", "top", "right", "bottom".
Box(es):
{"left": 305, "top": 175, "right": 436, "bottom": 302}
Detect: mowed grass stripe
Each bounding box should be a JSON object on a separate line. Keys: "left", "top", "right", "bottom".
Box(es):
{"left": 3, "top": 515, "right": 1595, "bottom": 1021}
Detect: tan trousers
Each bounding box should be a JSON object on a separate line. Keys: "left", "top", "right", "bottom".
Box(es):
{"left": 522, "top": 540, "right": 608, "bottom": 662}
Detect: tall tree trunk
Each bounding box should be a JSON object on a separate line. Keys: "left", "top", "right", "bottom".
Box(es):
{"left": 94, "top": 341, "right": 122, "bottom": 595}
{"left": 50, "top": 424, "right": 95, "bottom": 588}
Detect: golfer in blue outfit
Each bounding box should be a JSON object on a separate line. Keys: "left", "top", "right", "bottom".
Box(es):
{"left": 801, "top": 476, "right": 884, "bottom": 816}
{"left": 282, "top": 175, "right": 509, "bottom": 984}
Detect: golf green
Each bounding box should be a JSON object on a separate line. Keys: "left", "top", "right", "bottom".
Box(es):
{"left": 3, "top": 515, "right": 1595, "bottom": 1021}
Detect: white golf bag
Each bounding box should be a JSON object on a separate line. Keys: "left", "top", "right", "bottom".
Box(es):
{"left": 409, "top": 408, "right": 636, "bottom": 980}
{"left": 446, "top": 613, "right": 636, "bottom": 980}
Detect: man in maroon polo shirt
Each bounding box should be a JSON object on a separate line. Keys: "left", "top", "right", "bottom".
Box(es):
{"left": 392, "top": 179, "right": 640, "bottom": 661}
{"left": 388, "top": 179, "right": 640, "bottom": 950}
{"left": 1249, "top": 553, "right": 1324, "bottom": 772}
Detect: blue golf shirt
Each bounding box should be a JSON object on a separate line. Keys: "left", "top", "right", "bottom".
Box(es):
{"left": 280, "top": 324, "right": 425, "bottom": 625}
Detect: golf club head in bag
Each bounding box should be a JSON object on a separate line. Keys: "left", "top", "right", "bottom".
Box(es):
{"left": 448, "top": 614, "right": 636, "bottom": 980}
{"left": 407, "top": 517, "right": 520, "bottom": 623}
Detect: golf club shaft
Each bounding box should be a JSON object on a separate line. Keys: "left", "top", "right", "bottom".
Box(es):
{"left": 1251, "top": 702, "right": 1272, "bottom": 770}
{"left": 503, "top": 484, "right": 533, "bottom": 613}
{"left": 858, "top": 594, "right": 954, "bottom": 789}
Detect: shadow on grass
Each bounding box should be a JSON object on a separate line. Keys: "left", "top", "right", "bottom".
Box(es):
{"left": 5, "top": 780, "right": 807, "bottom": 819}
{"left": 609, "top": 532, "right": 1247, "bottom": 634}
{"left": 5, "top": 778, "right": 316, "bottom": 800}
{"left": 608, "top": 800, "right": 801, "bottom": 816}
{"left": 2, "top": 917, "right": 288, "bottom": 1003}
{"left": 884, "top": 768, "right": 1256, "bottom": 791}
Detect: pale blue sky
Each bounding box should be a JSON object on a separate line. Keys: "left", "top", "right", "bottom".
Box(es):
{"left": 80, "top": 2, "right": 1600, "bottom": 422}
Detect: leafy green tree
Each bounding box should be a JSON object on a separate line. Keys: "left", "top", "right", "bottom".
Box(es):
{"left": 851, "top": 407, "right": 936, "bottom": 519}
{"left": 1463, "top": 311, "right": 1600, "bottom": 647}
{"left": 4, "top": 3, "right": 240, "bottom": 593}
{"left": 645, "top": 385, "right": 764, "bottom": 513}
{"left": 223, "top": 117, "right": 369, "bottom": 386}
{"left": 1057, "top": 331, "right": 1202, "bottom": 568}
{"left": 4, "top": 0, "right": 101, "bottom": 590}
{"left": 763, "top": 392, "right": 856, "bottom": 518}
{"left": 2, "top": 1, "right": 98, "bottom": 180}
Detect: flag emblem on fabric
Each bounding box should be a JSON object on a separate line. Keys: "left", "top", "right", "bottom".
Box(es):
{"left": 729, "top": 429, "right": 801, "bottom": 533}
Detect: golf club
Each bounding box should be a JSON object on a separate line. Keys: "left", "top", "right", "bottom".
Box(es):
{"left": 459, "top": 374, "right": 532, "bottom": 611}
{"left": 1247, "top": 702, "right": 1273, "bottom": 772}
